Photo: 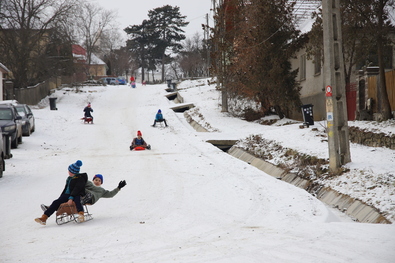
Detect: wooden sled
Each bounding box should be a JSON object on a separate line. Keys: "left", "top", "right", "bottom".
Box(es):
{"left": 81, "top": 117, "right": 93, "bottom": 124}
{"left": 55, "top": 202, "right": 93, "bottom": 225}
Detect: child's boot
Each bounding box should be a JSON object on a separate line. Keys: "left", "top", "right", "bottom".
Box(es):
{"left": 78, "top": 211, "right": 85, "bottom": 222}
{"left": 35, "top": 214, "right": 48, "bottom": 225}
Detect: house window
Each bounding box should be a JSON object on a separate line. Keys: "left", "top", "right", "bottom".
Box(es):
{"left": 300, "top": 54, "right": 306, "bottom": 81}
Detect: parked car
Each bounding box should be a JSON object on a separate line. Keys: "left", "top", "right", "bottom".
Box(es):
{"left": 101, "top": 77, "right": 119, "bottom": 85}
{"left": 117, "top": 78, "right": 126, "bottom": 85}
{"left": 0, "top": 134, "right": 5, "bottom": 178}
{"left": 15, "top": 104, "right": 35, "bottom": 136}
{"left": 0, "top": 104, "right": 23, "bottom": 148}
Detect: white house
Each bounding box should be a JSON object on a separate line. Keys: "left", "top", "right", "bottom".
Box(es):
{"left": 0, "top": 62, "right": 10, "bottom": 101}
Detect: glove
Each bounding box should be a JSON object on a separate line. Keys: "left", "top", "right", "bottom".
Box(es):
{"left": 118, "top": 180, "right": 126, "bottom": 189}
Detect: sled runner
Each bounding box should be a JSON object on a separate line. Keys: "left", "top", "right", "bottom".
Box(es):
{"left": 55, "top": 202, "right": 93, "bottom": 225}
{"left": 152, "top": 121, "right": 167, "bottom": 128}
{"left": 81, "top": 117, "right": 93, "bottom": 124}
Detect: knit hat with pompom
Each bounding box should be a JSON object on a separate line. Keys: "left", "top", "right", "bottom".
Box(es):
{"left": 68, "top": 160, "right": 83, "bottom": 174}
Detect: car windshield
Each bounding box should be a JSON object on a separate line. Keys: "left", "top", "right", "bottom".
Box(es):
{"left": 0, "top": 108, "right": 13, "bottom": 120}
{"left": 16, "top": 107, "right": 26, "bottom": 117}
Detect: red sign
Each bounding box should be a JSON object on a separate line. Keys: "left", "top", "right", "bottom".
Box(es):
{"left": 325, "top": 85, "right": 333, "bottom": 97}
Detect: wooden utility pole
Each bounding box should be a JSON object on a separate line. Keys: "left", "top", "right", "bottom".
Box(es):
{"left": 322, "top": 0, "right": 351, "bottom": 172}
{"left": 213, "top": 0, "right": 228, "bottom": 112}
{"left": 205, "top": 13, "right": 211, "bottom": 77}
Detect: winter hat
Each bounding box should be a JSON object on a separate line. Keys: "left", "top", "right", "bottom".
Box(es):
{"left": 93, "top": 174, "right": 103, "bottom": 184}
{"left": 158, "top": 109, "right": 161, "bottom": 113}
{"left": 137, "top": 130, "right": 142, "bottom": 136}
{"left": 68, "top": 160, "right": 83, "bottom": 174}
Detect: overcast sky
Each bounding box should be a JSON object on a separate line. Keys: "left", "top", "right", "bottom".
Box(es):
{"left": 91, "top": 0, "right": 213, "bottom": 39}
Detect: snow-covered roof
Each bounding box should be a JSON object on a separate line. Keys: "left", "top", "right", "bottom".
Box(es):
{"left": 90, "top": 53, "right": 106, "bottom": 65}
{"left": 0, "top": 62, "right": 10, "bottom": 73}
{"left": 71, "top": 44, "right": 106, "bottom": 65}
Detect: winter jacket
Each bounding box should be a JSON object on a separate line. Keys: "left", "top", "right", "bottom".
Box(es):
{"left": 131, "top": 137, "right": 147, "bottom": 147}
{"left": 155, "top": 113, "right": 164, "bottom": 121}
{"left": 62, "top": 173, "right": 88, "bottom": 200}
{"left": 84, "top": 180, "right": 119, "bottom": 204}
{"left": 83, "top": 107, "right": 93, "bottom": 117}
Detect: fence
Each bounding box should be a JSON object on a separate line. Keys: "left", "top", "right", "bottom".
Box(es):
{"left": 4, "top": 77, "right": 59, "bottom": 105}
{"left": 367, "top": 69, "right": 395, "bottom": 112}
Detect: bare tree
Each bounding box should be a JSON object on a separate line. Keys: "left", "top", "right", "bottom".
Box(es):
{"left": 105, "top": 46, "right": 137, "bottom": 78}
{"left": 75, "top": 2, "right": 116, "bottom": 68}
{"left": 0, "top": 0, "right": 78, "bottom": 88}
{"left": 98, "top": 28, "right": 127, "bottom": 76}
{"left": 178, "top": 33, "right": 207, "bottom": 78}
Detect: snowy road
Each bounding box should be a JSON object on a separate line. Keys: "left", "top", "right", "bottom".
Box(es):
{"left": 0, "top": 83, "right": 394, "bottom": 262}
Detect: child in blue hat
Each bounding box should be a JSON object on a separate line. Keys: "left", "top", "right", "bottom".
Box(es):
{"left": 35, "top": 160, "right": 87, "bottom": 225}
{"left": 81, "top": 174, "right": 126, "bottom": 205}
{"left": 152, "top": 109, "right": 168, "bottom": 127}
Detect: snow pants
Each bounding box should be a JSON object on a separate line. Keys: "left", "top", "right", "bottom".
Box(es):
{"left": 153, "top": 118, "right": 167, "bottom": 126}
{"left": 44, "top": 193, "right": 83, "bottom": 217}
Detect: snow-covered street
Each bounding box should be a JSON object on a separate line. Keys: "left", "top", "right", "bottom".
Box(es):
{"left": 0, "top": 81, "right": 394, "bottom": 262}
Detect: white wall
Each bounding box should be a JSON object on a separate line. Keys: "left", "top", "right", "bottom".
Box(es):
{"left": 0, "top": 71, "right": 3, "bottom": 101}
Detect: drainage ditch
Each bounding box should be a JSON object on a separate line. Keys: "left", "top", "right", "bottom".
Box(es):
{"left": 206, "top": 140, "right": 238, "bottom": 152}
{"left": 165, "top": 92, "right": 184, "bottom": 103}
{"left": 208, "top": 140, "right": 390, "bottom": 224}
{"left": 170, "top": 103, "right": 195, "bottom": 113}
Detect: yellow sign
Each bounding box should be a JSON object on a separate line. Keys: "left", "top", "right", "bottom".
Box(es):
{"left": 326, "top": 99, "right": 334, "bottom": 112}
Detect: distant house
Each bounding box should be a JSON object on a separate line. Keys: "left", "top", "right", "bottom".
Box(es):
{"left": 0, "top": 62, "right": 10, "bottom": 101}
{"left": 290, "top": 17, "right": 395, "bottom": 121}
{"left": 71, "top": 44, "right": 107, "bottom": 82}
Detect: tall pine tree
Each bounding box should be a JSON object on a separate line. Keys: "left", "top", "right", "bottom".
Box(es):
{"left": 147, "top": 5, "right": 189, "bottom": 81}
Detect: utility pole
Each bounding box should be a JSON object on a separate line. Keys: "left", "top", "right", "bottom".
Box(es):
{"left": 322, "top": 0, "right": 351, "bottom": 173}
{"left": 205, "top": 13, "right": 211, "bottom": 77}
{"left": 215, "top": 0, "right": 228, "bottom": 112}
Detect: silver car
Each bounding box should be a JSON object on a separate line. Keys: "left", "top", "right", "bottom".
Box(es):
{"left": 15, "top": 104, "right": 35, "bottom": 136}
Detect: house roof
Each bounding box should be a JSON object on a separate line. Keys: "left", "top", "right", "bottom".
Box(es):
{"left": 90, "top": 53, "right": 106, "bottom": 65}
{"left": 0, "top": 62, "right": 10, "bottom": 73}
{"left": 72, "top": 44, "right": 106, "bottom": 65}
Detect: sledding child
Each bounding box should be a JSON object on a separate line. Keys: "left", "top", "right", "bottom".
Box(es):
{"left": 35, "top": 160, "right": 87, "bottom": 225}
{"left": 83, "top": 103, "right": 93, "bottom": 122}
{"left": 152, "top": 109, "right": 168, "bottom": 127}
{"left": 81, "top": 174, "right": 126, "bottom": 205}
{"left": 41, "top": 174, "right": 127, "bottom": 211}
{"left": 130, "top": 130, "right": 151, "bottom": 150}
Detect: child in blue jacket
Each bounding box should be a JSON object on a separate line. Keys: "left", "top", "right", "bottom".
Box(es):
{"left": 152, "top": 109, "right": 168, "bottom": 127}
{"left": 35, "top": 160, "right": 87, "bottom": 225}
